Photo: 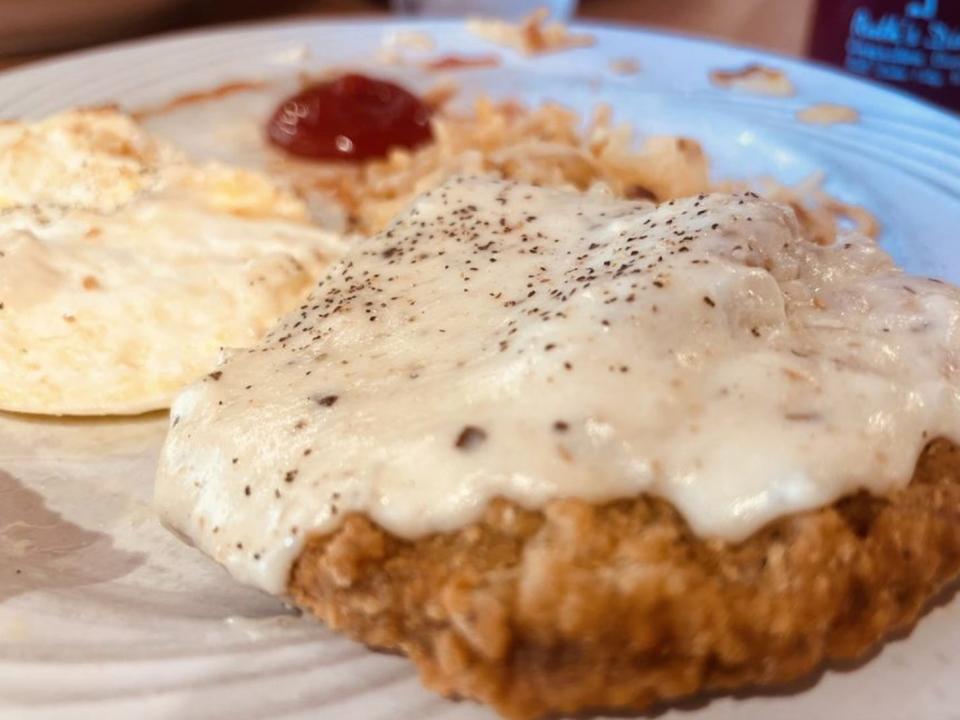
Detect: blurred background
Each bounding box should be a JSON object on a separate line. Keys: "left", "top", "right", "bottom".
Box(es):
{"left": 0, "top": 0, "right": 817, "bottom": 62}
{"left": 0, "top": 0, "right": 957, "bottom": 111}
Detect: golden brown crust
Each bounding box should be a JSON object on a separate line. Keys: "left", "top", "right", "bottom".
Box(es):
{"left": 290, "top": 439, "right": 960, "bottom": 719}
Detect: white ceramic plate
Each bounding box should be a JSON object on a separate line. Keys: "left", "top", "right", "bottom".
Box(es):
{"left": 2, "top": 19, "right": 960, "bottom": 720}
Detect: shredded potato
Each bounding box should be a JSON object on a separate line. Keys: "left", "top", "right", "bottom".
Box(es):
{"left": 718, "top": 172, "right": 879, "bottom": 245}
{"left": 275, "top": 98, "right": 877, "bottom": 243}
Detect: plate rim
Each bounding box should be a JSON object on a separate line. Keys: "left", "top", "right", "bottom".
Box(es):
{"left": 0, "top": 15, "right": 957, "bottom": 132}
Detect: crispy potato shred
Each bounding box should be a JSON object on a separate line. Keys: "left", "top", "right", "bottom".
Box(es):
{"left": 275, "top": 97, "right": 877, "bottom": 244}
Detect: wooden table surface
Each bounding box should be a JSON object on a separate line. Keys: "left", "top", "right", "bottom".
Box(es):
{"left": 0, "top": 0, "right": 815, "bottom": 71}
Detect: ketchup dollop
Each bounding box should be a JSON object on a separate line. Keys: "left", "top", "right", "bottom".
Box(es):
{"left": 266, "top": 74, "right": 433, "bottom": 162}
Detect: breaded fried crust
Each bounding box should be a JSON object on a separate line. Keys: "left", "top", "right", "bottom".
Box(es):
{"left": 290, "top": 439, "right": 960, "bottom": 719}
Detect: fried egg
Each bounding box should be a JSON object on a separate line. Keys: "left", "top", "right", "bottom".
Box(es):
{"left": 0, "top": 108, "right": 344, "bottom": 416}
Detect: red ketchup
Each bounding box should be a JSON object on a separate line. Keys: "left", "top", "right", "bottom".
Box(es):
{"left": 266, "top": 74, "right": 433, "bottom": 162}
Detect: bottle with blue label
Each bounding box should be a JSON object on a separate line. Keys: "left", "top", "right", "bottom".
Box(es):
{"left": 810, "top": 0, "right": 960, "bottom": 111}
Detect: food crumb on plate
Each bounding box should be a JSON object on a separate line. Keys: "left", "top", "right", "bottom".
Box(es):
{"left": 710, "top": 63, "right": 795, "bottom": 96}
{"left": 383, "top": 29, "right": 436, "bottom": 52}
{"left": 466, "top": 8, "right": 594, "bottom": 56}
{"left": 609, "top": 57, "right": 641, "bottom": 75}
{"left": 422, "top": 53, "right": 502, "bottom": 71}
{"left": 796, "top": 103, "right": 860, "bottom": 125}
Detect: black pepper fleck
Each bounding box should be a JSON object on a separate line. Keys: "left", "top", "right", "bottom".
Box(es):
{"left": 455, "top": 425, "right": 487, "bottom": 450}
